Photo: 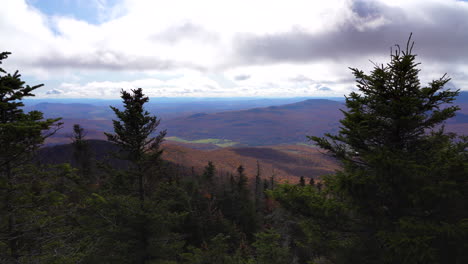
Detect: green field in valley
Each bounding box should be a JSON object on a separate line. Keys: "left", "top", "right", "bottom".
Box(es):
{"left": 166, "top": 136, "right": 239, "bottom": 147}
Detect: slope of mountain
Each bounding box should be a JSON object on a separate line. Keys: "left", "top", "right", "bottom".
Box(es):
{"left": 162, "top": 99, "right": 344, "bottom": 145}
{"left": 38, "top": 140, "right": 338, "bottom": 183}
{"left": 163, "top": 143, "right": 338, "bottom": 182}
{"left": 45, "top": 119, "right": 112, "bottom": 145}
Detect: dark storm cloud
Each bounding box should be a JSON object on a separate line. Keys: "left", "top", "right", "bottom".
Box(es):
{"left": 34, "top": 49, "right": 206, "bottom": 71}
{"left": 233, "top": 0, "right": 468, "bottom": 65}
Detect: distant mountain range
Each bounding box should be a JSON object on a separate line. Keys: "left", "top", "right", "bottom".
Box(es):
{"left": 26, "top": 92, "right": 468, "bottom": 146}
{"left": 32, "top": 93, "right": 468, "bottom": 182}
{"left": 162, "top": 99, "right": 343, "bottom": 145}
{"left": 25, "top": 97, "right": 334, "bottom": 120}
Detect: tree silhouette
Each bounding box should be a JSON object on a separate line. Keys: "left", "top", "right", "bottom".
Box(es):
{"left": 310, "top": 35, "right": 467, "bottom": 263}
{"left": 105, "top": 88, "right": 166, "bottom": 205}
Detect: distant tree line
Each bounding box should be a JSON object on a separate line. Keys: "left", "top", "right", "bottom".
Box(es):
{"left": 0, "top": 35, "right": 466, "bottom": 263}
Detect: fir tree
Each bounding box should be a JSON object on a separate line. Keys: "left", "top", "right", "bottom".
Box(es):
{"left": 94, "top": 88, "right": 176, "bottom": 264}
{"left": 252, "top": 229, "right": 291, "bottom": 264}
{"left": 202, "top": 161, "right": 216, "bottom": 184}
{"left": 71, "top": 124, "right": 94, "bottom": 184}
{"left": 254, "top": 160, "right": 263, "bottom": 213}
{"left": 236, "top": 165, "right": 257, "bottom": 238}
{"left": 309, "top": 177, "right": 315, "bottom": 186}
{"left": 105, "top": 88, "right": 166, "bottom": 205}
{"left": 0, "top": 52, "right": 76, "bottom": 262}
{"left": 309, "top": 35, "right": 468, "bottom": 263}
{"left": 299, "top": 176, "right": 305, "bottom": 186}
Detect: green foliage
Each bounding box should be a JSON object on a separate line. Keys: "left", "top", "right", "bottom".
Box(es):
{"left": 80, "top": 185, "right": 188, "bottom": 263}
{"left": 84, "top": 89, "right": 186, "bottom": 263}
{"left": 0, "top": 54, "right": 282, "bottom": 263}
{"left": 72, "top": 124, "right": 94, "bottom": 184}
{"left": 202, "top": 161, "right": 215, "bottom": 183}
{"left": 299, "top": 176, "right": 305, "bottom": 186}
{"left": 105, "top": 88, "right": 166, "bottom": 164}
{"left": 180, "top": 234, "right": 245, "bottom": 264}
{"left": 252, "top": 229, "right": 290, "bottom": 264}
{"left": 309, "top": 177, "right": 315, "bottom": 186}
{"left": 0, "top": 52, "right": 71, "bottom": 263}
{"left": 223, "top": 166, "right": 257, "bottom": 238}
{"left": 305, "top": 36, "right": 468, "bottom": 263}
{"left": 105, "top": 88, "right": 166, "bottom": 203}
{"left": 0, "top": 163, "right": 89, "bottom": 263}
{"left": 270, "top": 184, "right": 354, "bottom": 263}
{"left": 0, "top": 52, "right": 61, "bottom": 167}
{"left": 254, "top": 161, "right": 264, "bottom": 216}
{"left": 4, "top": 36, "right": 466, "bottom": 263}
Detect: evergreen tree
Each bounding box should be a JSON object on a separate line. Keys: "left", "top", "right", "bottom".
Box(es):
{"left": 0, "top": 52, "right": 80, "bottom": 262}
{"left": 252, "top": 229, "right": 291, "bottom": 264}
{"left": 309, "top": 35, "right": 468, "bottom": 263}
{"left": 236, "top": 165, "right": 248, "bottom": 191}
{"left": 202, "top": 161, "right": 216, "bottom": 184}
{"left": 236, "top": 165, "right": 257, "bottom": 238}
{"left": 309, "top": 177, "right": 315, "bottom": 186}
{"left": 299, "top": 176, "right": 305, "bottom": 187}
{"left": 0, "top": 51, "right": 61, "bottom": 168}
{"left": 254, "top": 161, "right": 264, "bottom": 214}
{"left": 262, "top": 179, "right": 269, "bottom": 194}
{"left": 104, "top": 88, "right": 166, "bottom": 205}
{"left": 71, "top": 124, "right": 94, "bottom": 184}
{"left": 92, "top": 88, "right": 188, "bottom": 264}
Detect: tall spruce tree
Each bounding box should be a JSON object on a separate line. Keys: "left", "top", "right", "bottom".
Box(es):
{"left": 236, "top": 165, "right": 257, "bottom": 238}
{"left": 309, "top": 35, "right": 468, "bottom": 263}
{"left": 202, "top": 161, "right": 216, "bottom": 184}
{"left": 71, "top": 124, "right": 94, "bottom": 184}
{"left": 299, "top": 176, "right": 306, "bottom": 187}
{"left": 254, "top": 160, "right": 263, "bottom": 213}
{"left": 0, "top": 52, "right": 75, "bottom": 262}
{"left": 105, "top": 88, "right": 166, "bottom": 205}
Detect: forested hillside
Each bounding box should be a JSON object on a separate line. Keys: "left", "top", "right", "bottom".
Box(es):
{"left": 38, "top": 141, "right": 338, "bottom": 183}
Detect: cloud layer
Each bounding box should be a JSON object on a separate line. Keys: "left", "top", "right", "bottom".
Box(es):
{"left": 1, "top": 0, "right": 467, "bottom": 98}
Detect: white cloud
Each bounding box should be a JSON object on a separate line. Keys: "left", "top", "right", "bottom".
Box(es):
{"left": 41, "top": 71, "right": 226, "bottom": 98}
{"left": 1, "top": 0, "right": 467, "bottom": 98}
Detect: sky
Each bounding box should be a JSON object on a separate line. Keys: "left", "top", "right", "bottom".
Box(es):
{"left": 1, "top": 0, "right": 468, "bottom": 98}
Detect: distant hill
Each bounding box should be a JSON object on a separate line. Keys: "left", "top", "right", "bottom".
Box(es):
{"left": 25, "top": 97, "right": 326, "bottom": 120}
{"left": 455, "top": 91, "right": 468, "bottom": 105}
{"left": 38, "top": 139, "right": 121, "bottom": 166}
{"left": 162, "top": 99, "right": 344, "bottom": 145}
{"left": 29, "top": 98, "right": 340, "bottom": 145}
{"left": 25, "top": 102, "right": 114, "bottom": 120}
{"left": 163, "top": 143, "right": 339, "bottom": 182}
{"left": 38, "top": 140, "right": 338, "bottom": 183}
{"left": 38, "top": 94, "right": 467, "bottom": 146}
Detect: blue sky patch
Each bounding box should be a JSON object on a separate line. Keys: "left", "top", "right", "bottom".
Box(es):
{"left": 27, "top": 0, "right": 121, "bottom": 24}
